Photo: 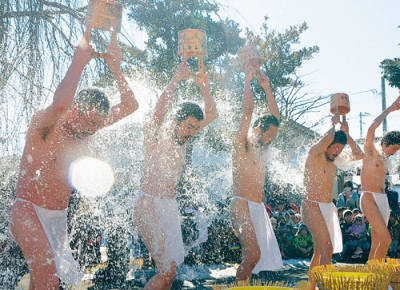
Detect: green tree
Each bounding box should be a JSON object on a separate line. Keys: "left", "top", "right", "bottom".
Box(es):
{"left": 126, "top": 0, "right": 246, "bottom": 155}
{"left": 380, "top": 58, "right": 400, "bottom": 89}
{"left": 244, "top": 17, "right": 323, "bottom": 123}
{"left": 380, "top": 25, "right": 400, "bottom": 90}
{"left": 213, "top": 17, "right": 325, "bottom": 161}
{"left": 126, "top": 0, "right": 245, "bottom": 89}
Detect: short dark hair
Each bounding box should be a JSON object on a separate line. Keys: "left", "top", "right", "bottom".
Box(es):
{"left": 253, "top": 115, "right": 280, "bottom": 133}
{"left": 343, "top": 180, "right": 354, "bottom": 190}
{"left": 74, "top": 88, "right": 110, "bottom": 116}
{"left": 328, "top": 130, "right": 347, "bottom": 147}
{"left": 175, "top": 102, "right": 204, "bottom": 124}
{"left": 381, "top": 131, "right": 400, "bottom": 147}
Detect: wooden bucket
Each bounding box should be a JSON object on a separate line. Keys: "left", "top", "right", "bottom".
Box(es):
{"left": 85, "top": 0, "right": 122, "bottom": 57}
{"left": 330, "top": 93, "right": 350, "bottom": 115}
{"left": 178, "top": 29, "right": 207, "bottom": 58}
{"left": 238, "top": 45, "right": 263, "bottom": 70}
{"left": 178, "top": 29, "right": 207, "bottom": 74}
{"left": 85, "top": 0, "right": 122, "bottom": 33}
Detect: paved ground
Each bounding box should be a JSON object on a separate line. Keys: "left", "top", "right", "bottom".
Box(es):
{"left": 15, "top": 259, "right": 312, "bottom": 289}
{"left": 15, "top": 248, "right": 361, "bottom": 289}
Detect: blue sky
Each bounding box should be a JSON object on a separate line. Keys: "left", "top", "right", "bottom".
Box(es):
{"left": 219, "top": 0, "right": 400, "bottom": 137}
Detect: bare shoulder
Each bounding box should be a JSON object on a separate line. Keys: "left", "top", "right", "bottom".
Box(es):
{"left": 308, "top": 138, "right": 327, "bottom": 156}
{"left": 29, "top": 109, "right": 46, "bottom": 128}
{"left": 143, "top": 120, "right": 168, "bottom": 149}
{"left": 28, "top": 109, "right": 73, "bottom": 144}
{"left": 27, "top": 109, "right": 52, "bottom": 139}
{"left": 363, "top": 145, "right": 381, "bottom": 165}
{"left": 143, "top": 115, "right": 165, "bottom": 135}
{"left": 143, "top": 119, "right": 157, "bottom": 138}
{"left": 364, "top": 140, "right": 378, "bottom": 157}
{"left": 233, "top": 135, "right": 249, "bottom": 157}
{"left": 305, "top": 146, "right": 324, "bottom": 165}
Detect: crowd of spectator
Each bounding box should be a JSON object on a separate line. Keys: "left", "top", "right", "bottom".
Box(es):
{"left": 338, "top": 207, "right": 370, "bottom": 261}
{"left": 265, "top": 201, "right": 313, "bottom": 260}
{"left": 266, "top": 179, "right": 400, "bottom": 262}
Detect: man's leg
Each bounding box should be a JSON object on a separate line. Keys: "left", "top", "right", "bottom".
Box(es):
{"left": 230, "top": 198, "right": 260, "bottom": 284}
{"left": 301, "top": 200, "right": 333, "bottom": 290}
{"left": 361, "top": 193, "right": 391, "bottom": 260}
{"left": 10, "top": 200, "right": 59, "bottom": 289}
{"left": 134, "top": 196, "right": 177, "bottom": 290}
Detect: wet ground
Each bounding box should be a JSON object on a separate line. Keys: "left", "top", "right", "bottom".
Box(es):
{"left": 16, "top": 258, "right": 311, "bottom": 289}
{"left": 15, "top": 248, "right": 359, "bottom": 289}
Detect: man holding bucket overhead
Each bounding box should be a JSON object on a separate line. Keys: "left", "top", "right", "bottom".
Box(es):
{"left": 230, "top": 45, "right": 283, "bottom": 285}
{"left": 133, "top": 56, "right": 218, "bottom": 288}
{"left": 9, "top": 32, "right": 138, "bottom": 289}
{"left": 302, "top": 93, "right": 363, "bottom": 289}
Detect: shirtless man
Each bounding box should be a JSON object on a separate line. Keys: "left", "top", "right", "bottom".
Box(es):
{"left": 9, "top": 33, "right": 139, "bottom": 289}
{"left": 302, "top": 113, "right": 363, "bottom": 289}
{"left": 133, "top": 61, "right": 218, "bottom": 289}
{"left": 230, "top": 65, "right": 283, "bottom": 285}
{"left": 361, "top": 95, "right": 400, "bottom": 260}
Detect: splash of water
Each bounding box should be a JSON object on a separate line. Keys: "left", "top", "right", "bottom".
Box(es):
{"left": 0, "top": 77, "right": 319, "bottom": 286}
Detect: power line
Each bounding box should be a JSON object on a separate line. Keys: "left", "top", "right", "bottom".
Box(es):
{"left": 359, "top": 112, "right": 370, "bottom": 139}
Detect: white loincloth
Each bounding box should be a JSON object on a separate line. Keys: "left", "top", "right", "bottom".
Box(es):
{"left": 9, "top": 198, "right": 84, "bottom": 286}
{"left": 135, "top": 190, "right": 185, "bottom": 266}
{"left": 232, "top": 196, "right": 283, "bottom": 273}
{"left": 318, "top": 202, "right": 343, "bottom": 253}
{"left": 360, "top": 191, "right": 390, "bottom": 225}
{"left": 302, "top": 200, "right": 343, "bottom": 254}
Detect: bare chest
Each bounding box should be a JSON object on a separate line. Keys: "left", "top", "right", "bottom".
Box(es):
{"left": 21, "top": 131, "right": 86, "bottom": 179}
{"left": 233, "top": 149, "right": 266, "bottom": 181}
{"left": 144, "top": 135, "right": 186, "bottom": 179}
{"left": 304, "top": 157, "right": 337, "bottom": 187}
{"left": 361, "top": 154, "right": 387, "bottom": 190}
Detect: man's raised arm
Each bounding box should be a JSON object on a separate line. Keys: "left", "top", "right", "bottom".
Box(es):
{"left": 146, "top": 62, "right": 190, "bottom": 130}
{"left": 340, "top": 121, "right": 364, "bottom": 160}
{"left": 104, "top": 43, "right": 139, "bottom": 126}
{"left": 309, "top": 115, "right": 340, "bottom": 155}
{"left": 196, "top": 72, "right": 218, "bottom": 129}
{"left": 36, "top": 33, "right": 94, "bottom": 129}
{"left": 234, "top": 66, "right": 256, "bottom": 147}
{"left": 257, "top": 71, "right": 280, "bottom": 121}
{"left": 365, "top": 95, "right": 400, "bottom": 149}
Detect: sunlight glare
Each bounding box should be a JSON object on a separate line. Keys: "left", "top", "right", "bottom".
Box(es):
{"left": 69, "top": 157, "right": 115, "bottom": 197}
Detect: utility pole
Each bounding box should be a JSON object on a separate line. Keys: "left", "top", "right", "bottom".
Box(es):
{"left": 382, "top": 76, "right": 387, "bottom": 134}
{"left": 359, "top": 112, "right": 370, "bottom": 138}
